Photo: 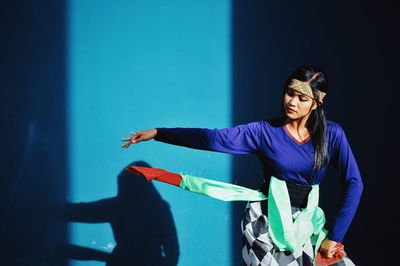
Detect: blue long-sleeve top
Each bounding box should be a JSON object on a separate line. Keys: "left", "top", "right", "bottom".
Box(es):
{"left": 154, "top": 118, "right": 363, "bottom": 243}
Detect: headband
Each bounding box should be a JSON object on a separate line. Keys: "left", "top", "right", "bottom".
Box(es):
{"left": 288, "top": 73, "right": 326, "bottom": 101}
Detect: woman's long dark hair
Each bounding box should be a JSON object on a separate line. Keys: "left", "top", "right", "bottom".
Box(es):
{"left": 283, "top": 66, "right": 329, "bottom": 170}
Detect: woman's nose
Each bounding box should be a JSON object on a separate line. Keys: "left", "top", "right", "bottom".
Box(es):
{"left": 288, "top": 97, "right": 297, "bottom": 106}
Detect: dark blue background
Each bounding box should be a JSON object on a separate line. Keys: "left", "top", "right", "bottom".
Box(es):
{"left": 1, "top": 1, "right": 397, "bottom": 265}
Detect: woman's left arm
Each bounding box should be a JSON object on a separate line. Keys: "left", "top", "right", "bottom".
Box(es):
{"left": 328, "top": 125, "right": 364, "bottom": 243}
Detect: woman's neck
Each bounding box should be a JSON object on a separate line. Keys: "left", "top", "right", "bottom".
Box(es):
{"left": 285, "top": 118, "right": 307, "bottom": 130}
{"left": 283, "top": 116, "right": 311, "bottom": 140}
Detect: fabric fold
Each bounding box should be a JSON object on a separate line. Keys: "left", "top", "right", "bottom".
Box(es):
{"left": 179, "top": 174, "right": 268, "bottom": 201}
{"left": 125, "top": 166, "right": 182, "bottom": 186}
{"left": 124, "top": 166, "right": 346, "bottom": 263}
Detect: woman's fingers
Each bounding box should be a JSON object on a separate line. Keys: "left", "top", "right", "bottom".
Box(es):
{"left": 320, "top": 249, "right": 330, "bottom": 258}
{"left": 131, "top": 138, "right": 139, "bottom": 143}
{"left": 121, "top": 142, "right": 130, "bottom": 148}
{"left": 322, "top": 247, "right": 337, "bottom": 258}
{"left": 327, "top": 250, "right": 335, "bottom": 258}
{"left": 121, "top": 132, "right": 143, "bottom": 148}
{"left": 319, "top": 239, "right": 338, "bottom": 258}
{"left": 121, "top": 129, "right": 155, "bottom": 148}
{"left": 122, "top": 138, "right": 134, "bottom": 147}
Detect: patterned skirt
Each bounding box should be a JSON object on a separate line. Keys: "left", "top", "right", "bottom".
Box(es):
{"left": 241, "top": 201, "right": 356, "bottom": 266}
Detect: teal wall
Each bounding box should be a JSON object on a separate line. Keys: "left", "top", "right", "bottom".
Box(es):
{"left": 68, "top": 1, "right": 232, "bottom": 265}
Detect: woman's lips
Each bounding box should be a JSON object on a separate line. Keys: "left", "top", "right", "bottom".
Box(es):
{"left": 287, "top": 108, "right": 296, "bottom": 113}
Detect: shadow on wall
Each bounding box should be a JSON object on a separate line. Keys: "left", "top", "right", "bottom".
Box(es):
{"left": 0, "top": 121, "right": 68, "bottom": 266}
{"left": 0, "top": 0, "right": 67, "bottom": 265}
{"left": 62, "top": 161, "right": 180, "bottom": 266}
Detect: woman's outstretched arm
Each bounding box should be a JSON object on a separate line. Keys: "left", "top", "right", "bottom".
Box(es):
{"left": 121, "top": 122, "right": 262, "bottom": 154}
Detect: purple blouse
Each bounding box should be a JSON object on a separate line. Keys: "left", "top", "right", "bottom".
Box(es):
{"left": 155, "top": 118, "right": 363, "bottom": 242}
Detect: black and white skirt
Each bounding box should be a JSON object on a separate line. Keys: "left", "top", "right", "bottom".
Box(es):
{"left": 241, "top": 201, "right": 356, "bottom": 266}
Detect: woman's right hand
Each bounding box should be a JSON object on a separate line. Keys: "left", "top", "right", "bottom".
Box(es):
{"left": 121, "top": 129, "right": 157, "bottom": 148}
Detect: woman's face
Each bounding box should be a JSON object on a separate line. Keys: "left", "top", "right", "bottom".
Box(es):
{"left": 283, "top": 88, "right": 318, "bottom": 120}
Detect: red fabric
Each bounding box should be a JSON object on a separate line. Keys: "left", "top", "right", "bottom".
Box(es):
{"left": 125, "top": 166, "right": 182, "bottom": 187}
{"left": 315, "top": 242, "right": 346, "bottom": 265}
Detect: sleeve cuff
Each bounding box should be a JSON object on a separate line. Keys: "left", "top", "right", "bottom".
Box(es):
{"left": 327, "top": 231, "right": 344, "bottom": 243}
{"left": 154, "top": 128, "right": 166, "bottom": 141}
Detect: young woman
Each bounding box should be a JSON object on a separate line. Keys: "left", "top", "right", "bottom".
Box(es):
{"left": 121, "top": 66, "right": 363, "bottom": 265}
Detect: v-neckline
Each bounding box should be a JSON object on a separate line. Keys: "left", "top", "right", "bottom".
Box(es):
{"left": 283, "top": 125, "right": 311, "bottom": 145}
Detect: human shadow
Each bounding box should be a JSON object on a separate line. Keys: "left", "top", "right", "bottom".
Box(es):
{"left": 62, "top": 161, "right": 179, "bottom": 266}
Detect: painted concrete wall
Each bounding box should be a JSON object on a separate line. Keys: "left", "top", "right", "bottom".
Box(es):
{"left": 68, "top": 1, "right": 232, "bottom": 265}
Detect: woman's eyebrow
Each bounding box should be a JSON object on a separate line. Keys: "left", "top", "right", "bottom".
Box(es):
{"left": 292, "top": 90, "right": 307, "bottom": 97}
{"left": 295, "top": 91, "right": 312, "bottom": 100}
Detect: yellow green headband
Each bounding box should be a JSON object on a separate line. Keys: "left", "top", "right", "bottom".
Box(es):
{"left": 288, "top": 73, "right": 326, "bottom": 102}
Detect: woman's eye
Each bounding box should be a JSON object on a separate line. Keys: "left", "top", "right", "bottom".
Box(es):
{"left": 287, "top": 89, "right": 294, "bottom": 96}
{"left": 299, "top": 97, "right": 308, "bottom": 102}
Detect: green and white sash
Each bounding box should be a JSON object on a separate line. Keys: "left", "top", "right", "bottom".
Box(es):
{"left": 179, "top": 174, "right": 327, "bottom": 255}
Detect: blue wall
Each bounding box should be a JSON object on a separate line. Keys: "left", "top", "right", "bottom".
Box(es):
{"left": 67, "top": 1, "right": 232, "bottom": 265}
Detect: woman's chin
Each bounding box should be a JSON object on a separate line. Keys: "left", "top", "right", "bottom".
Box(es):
{"left": 285, "top": 113, "right": 297, "bottom": 119}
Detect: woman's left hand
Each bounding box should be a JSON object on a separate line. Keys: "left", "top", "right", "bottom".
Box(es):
{"left": 319, "top": 239, "right": 338, "bottom": 258}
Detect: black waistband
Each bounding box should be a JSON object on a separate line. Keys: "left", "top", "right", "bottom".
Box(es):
{"left": 260, "top": 180, "right": 312, "bottom": 208}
